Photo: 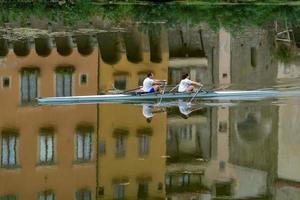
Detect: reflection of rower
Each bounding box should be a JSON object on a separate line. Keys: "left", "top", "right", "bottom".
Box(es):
{"left": 178, "top": 73, "right": 203, "bottom": 93}
{"left": 142, "top": 104, "right": 165, "bottom": 123}
{"left": 178, "top": 99, "right": 203, "bottom": 119}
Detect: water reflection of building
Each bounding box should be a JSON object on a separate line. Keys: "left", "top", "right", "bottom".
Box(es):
{"left": 0, "top": 43, "right": 99, "bottom": 199}
{"left": 168, "top": 24, "right": 216, "bottom": 86}
{"left": 0, "top": 27, "right": 169, "bottom": 199}
{"left": 275, "top": 103, "right": 300, "bottom": 199}
{"left": 166, "top": 108, "right": 212, "bottom": 199}
{"left": 230, "top": 27, "right": 277, "bottom": 87}
{"left": 98, "top": 105, "right": 166, "bottom": 199}
{"left": 98, "top": 25, "right": 168, "bottom": 92}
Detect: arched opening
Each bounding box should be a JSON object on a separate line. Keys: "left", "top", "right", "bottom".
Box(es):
{"left": 13, "top": 39, "right": 30, "bottom": 57}
{"left": 168, "top": 29, "right": 185, "bottom": 58}
{"left": 35, "top": 36, "right": 52, "bottom": 57}
{"left": 149, "top": 24, "right": 162, "bottom": 63}
{"left": 75, "top": 34, "right": 94, "bottom": 56}
{"left": 0, "top": 38, "right": 9, "bottom": 57}
{"left": 122, "top": 28, "right": 143, "bottom": 63}
{"left": 97, "top": 32, "right": 122, "bottom": 64}
{"left": 55, "top": 36, "right": 73, "bottom": 56}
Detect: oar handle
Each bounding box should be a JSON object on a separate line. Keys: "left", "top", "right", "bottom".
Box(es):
{"left": 123, "top": 86, "right": 142, "bottom": 93}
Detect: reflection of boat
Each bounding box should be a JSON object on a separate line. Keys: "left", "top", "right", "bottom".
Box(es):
{"left": 37, "top": 90, "right": 280, "bottom": 105}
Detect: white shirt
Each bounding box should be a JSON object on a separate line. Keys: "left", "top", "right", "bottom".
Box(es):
{"left": 178, "top": 78, "right": 192, "bottom": 92}
{"left": 178, "top": 100, "right": 192, "bottom": 116}
{"left": 142, "top": 104, "right": 154, "bottom": 119}
{"left": 142, "top": 77, "right": 154, "bottom": 92}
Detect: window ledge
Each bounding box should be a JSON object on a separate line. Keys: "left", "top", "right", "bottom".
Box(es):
{"left": 0, "top": 165, "right": 21, "bottom": 170}
{"left": 73, "top": 160, "right": 95, "bottom": 165}
{"left": 36, "top": 162, "right": 56, "bottom": 167}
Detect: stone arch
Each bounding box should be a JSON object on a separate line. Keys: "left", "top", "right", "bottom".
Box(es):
{"left": 122, "top": 28, "right": 143, "bottom": 63}
{"left": 75, "top": 34, "right": 94, "bottom": 56}
{"left": 55, "top": 36, "right": 73, "bottom": 56}
{"left": 13, "top": 38, "right": 30, "bottom": 57}
{"left": 97, "top": 31, "right": 122, "bottom": 64}
{"left": 0, "top": 38, "right": 9, "bottom": 57}
{"left": 235, "top": 112, "right": 272, "bottom": 145}
{"left": 149, "top": 24, "right": 163, "bottom": 63}
{"left": 35, "top": 36, "right": 52, "bottom": 57}
{"left": 168, "top": 29, "right": 185, "bottom": 58}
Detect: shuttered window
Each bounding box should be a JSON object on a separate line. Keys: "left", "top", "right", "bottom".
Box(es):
{"left": 20, "top": 68, "right": 38, "bottom": 104}
{"left": 39, "top": 129, "right": 54, "bottom": 164}
{"left": 138, "top": 134, "right": 149, "bottom": 157}
{"left": 0, "top": 194, "right": 17, "bottom": 200}
{"left": 76, "top": 127, "right": 92, "bottom": 161}
{"left": 38, "top": 191, "right": 55, "bottom": 200}
{"left": 113, "top": 184, "right": 124, "bottom": 200}
{"left": 1, "top": 132, "right": 18, "bottom": 168}
{"left": 55, "top": 67, "right": 74, "bottom": 97}
{"left": 76, "top": 189, "right": 91, "bottom": 200}
{"left": 137, "top": 182, "right": 149, "bottom": 199}
{"left": 114, "top": 75, "right": 126, "bottom": 90}
{"left": 115, "top": 135, "right": 126, "bottom": 158}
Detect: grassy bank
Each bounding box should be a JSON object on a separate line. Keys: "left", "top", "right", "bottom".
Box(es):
{"left": 1, "top": 1, "right": 300, "bottom": 31}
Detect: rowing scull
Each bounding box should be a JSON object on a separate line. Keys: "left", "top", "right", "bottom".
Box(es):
{"left": 37, "top": 90, "right": 281, "bottom": 105}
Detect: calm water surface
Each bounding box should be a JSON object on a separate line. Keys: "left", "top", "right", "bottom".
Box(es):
{"left": 2, "top": 6, "right": 300, "bottom": 200}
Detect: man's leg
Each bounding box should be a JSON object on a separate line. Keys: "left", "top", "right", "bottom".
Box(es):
{"left": 154, "top": 85, "right": 160, "bottom": 92}
{"left": 186, "top": 86, "right": 195, "bottom": 92}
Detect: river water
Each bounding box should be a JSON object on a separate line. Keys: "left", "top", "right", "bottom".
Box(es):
{"left": 1, "top": 5, "right": 300, "bottom": 200}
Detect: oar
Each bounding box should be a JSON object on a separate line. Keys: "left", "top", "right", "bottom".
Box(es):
{"left": 169, "top": 84, "right": 179, "bottom": 93}
{"left": 157, "top": 81, "right": 167, "bottom": 105}
{"left": 189, "top": 87, "right": 203, "bottom": 104}
{"left": 123, "top": 86, "right": 142, "bottom": 94}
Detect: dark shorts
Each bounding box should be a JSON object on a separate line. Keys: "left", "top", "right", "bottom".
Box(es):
{"left": 148, "top": 88, "right": 155, "bottom": 93}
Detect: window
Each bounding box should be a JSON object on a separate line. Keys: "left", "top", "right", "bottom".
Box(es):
{"left": 99, "top": 140, "right": 106, "bottom": 155}
{"left": 80, "top": 74, "right": 88, "bottom": 85}
{"left": 178, "top": 174, "right": 190, "bottom": 186}
{"left": 2, "top": 77, "right": 10, "bottom": 88}
{"left": 56, "top": 67, "right": 74, "bottom": 97}
{"left": 38, "top": 190, "right": 55, "bottom": 200}
{"left": 138, "top": 134, "right": 149, "bottom": 157}
{"left": 113, "top": 184, "right": 124, "bottom": 200}
{"left": 20, "top": 68, "right": 38, "bottom": 104}
{"left": 115, "top": 135, "right": 126, "bottom": 158}
{"left": 165, "top": 175, "right": 172, "bottom": 187}
{"left": 251, "top": 47, "right": 257, "bottom": 67}
{"left": 219, "top": 122, "right": 227, "bottom": 133}
{"left": 137, "top": 182, "right": 148, "bottom": 199}
{"left": 138, "top": 74, "right": 147, "bottom": 86}
{"left": 39, "top": 129, "right": 54, "bottom": 165}
{"left": 76, "top": 189, "right": 91, "bottom": 200}
{"left": 76, "top": 127, "right": 92, "bottom": 162}
{"left": 1, "top": 131, "right": 18, "bottom": 168}
{"left": 215, "top": 182, "right": 232, "bottom": 197}
{"left": 114, "top": 75, "right": 126, "bottom": 90}
{"left": 168, "top": 69, "right": 181, "bottom": 85}
{"left": 0, "top": 194, "right": 17, "bottom": 200}
{"left": 180, "top": 125, "right": 193, "bottom": 140}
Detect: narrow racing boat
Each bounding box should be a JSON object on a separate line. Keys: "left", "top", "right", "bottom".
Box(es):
{"left": 37, "top": 90, "right": 281, "bottom": 105}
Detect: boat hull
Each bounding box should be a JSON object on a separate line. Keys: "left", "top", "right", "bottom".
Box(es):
{"left": 37, "top": 90, "right": 281, "bottom": 105}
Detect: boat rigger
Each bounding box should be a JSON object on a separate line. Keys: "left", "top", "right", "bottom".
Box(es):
{"left": 37, "top": 90, "right": 281, "bottom": 105}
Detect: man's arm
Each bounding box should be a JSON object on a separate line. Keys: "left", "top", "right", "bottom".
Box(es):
{"left": 191, "top": 81, "right": 203, "bottom": 87}
{"left": 152, "top": 79, "right": 167, "bottom": 85}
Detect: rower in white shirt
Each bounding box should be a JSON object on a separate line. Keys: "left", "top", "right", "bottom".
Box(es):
{"left": 142, "top": 104, "right": 165, "bottom": 123}
{"left": 178, "top": 73, "right": 203, "bottom": 93}
{"left": 142, "top": 72, "right": 166, "bottom": 93}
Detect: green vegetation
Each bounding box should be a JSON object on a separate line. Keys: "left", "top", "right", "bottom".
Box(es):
{"left": 275, "top": 43, "right": 296, "bottom": 64}
{"left": 1, "top": 1, "right": 300, "bottom": 31}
